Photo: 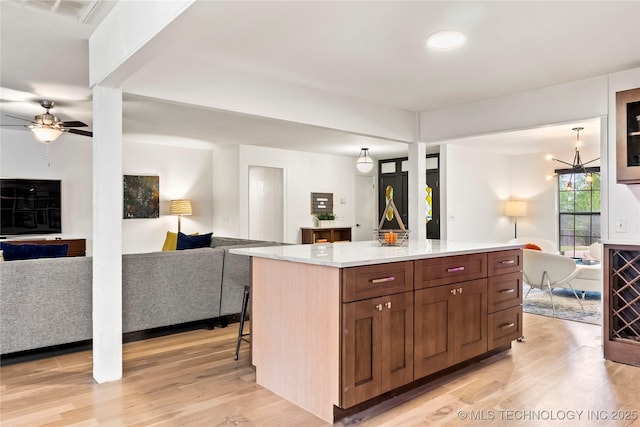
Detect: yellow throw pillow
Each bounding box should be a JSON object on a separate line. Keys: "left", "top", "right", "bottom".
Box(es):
{"left": 162, "top": 231, "right": 178, "bottom": 251}
{"left": 162, "top": 231, "right": 199, "bottom": 251}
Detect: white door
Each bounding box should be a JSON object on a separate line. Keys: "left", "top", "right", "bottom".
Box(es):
{"left": 353, "top": 175, "right": 375, "bottom": 241}
{"left": 248, "top": 166, "right": 284, "bottom": 242}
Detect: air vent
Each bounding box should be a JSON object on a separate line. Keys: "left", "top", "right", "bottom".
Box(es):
{"left": 8, "top": 0, "right": 104, "bottom": 24}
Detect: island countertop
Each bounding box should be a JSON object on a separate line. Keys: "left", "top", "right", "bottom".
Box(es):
{"left": 229, "top": 239, "right": 522, "bottom": 268}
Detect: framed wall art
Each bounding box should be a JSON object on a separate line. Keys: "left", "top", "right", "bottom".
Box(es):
{"left": 123, "top": 175, "right": 159, "bottom": 219}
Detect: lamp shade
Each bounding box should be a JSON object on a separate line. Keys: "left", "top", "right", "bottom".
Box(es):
{"left": 356, "top": 148, "right": 373, "bottom": 173}
{"left": 504, "top": 200, "right": 527, "bottom": 217}
{"left": 169, "top": 199, "right": 192, "bottom": 216}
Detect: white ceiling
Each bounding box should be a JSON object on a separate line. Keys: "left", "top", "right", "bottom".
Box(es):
{"left": 1, "top": 1, "right": 638, "bottom": 158}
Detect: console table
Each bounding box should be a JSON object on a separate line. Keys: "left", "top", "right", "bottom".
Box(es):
{"left": 301, "top": 227, "right": 351, "bottom": 244}
{"left": 0, "top": 238, "right": 86, "bottom": 257}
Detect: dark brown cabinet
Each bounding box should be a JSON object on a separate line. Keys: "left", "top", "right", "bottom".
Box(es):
{"left": 604, "top": 243, "right": 640, "bottom": 367}
{"left": 616, "top": 87, "right": 640, "bottom": 184}
{"left": 339, "top": 250, "right": 522, "bottom": 409}
{"left": 414, "top": 278, "right": 488, "bottom": 378}
{"left": 341, "top": 261, "right": 414, "bottom": 408}
{"left": 301, "top": 227, "right": 351, "bottom": 244}
{"left": 341, "top": 291, "right": 414, "bottom": 408}
{"left": 487, "top": 250, "right": 523, "bottom": 350}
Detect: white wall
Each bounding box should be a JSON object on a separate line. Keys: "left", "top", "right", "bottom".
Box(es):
{"left": 608, "top": 68, "right": 640, "bottom": 243}
{"left": 422, "top": 68, "right": 640, "bottom": 243}
{"left": 226, "top": 144, "right": 362, "bottom": 243}
{"left": 0, "top": 128, "right": 93, "bottom": 246}
{"left": 122, "top": 141, "right": 214, "bottom": 254}
{"left": 442, "top": 140, "right": 602, "bottom": 245}
{"left": 443, "top": 145, "right": 510, "bottom": 243}
{"left": 212, "top": 145, "right": 241, "bottom": 237}
{"left": 0, "top": 128, "right": 215, "bottom": 254}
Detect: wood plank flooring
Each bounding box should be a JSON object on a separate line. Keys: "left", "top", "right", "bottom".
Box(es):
{"left": 1, "top": 313, "right": 639, "bottom": 426}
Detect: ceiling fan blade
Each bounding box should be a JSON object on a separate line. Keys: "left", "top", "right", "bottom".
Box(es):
{"left": 0, "top": 124, "right": 28, "bottom": 127}
{"left": 4, "top": 114, "right": 32, "bottom": 122}
{"left": 60, "top": 120, "right": 88, "bottom": 128}
{"left": 68, "top": 128, "right": 93, "bottom": 137}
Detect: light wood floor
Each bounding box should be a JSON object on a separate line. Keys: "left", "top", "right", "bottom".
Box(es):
{"left": 1, "top": 313, "right": 639, "bottom": 426}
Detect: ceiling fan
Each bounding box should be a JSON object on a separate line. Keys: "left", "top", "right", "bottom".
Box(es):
{"left": 3, "top": 100, "right": 93, "bottom": 142}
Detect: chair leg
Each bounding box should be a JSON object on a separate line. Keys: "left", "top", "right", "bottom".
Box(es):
{"left": 566, "top": 282, "right": 585, "bottom": 311}
{"left": 543, "top": 271, "right": 556, "bottom": 317}
{"left": 234, "top": 286, "right": 250, "bottom": 361}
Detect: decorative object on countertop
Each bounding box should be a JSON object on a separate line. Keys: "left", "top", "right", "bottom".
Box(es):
{"left": 375, "top": 197, "right": 409, "bottom": 246}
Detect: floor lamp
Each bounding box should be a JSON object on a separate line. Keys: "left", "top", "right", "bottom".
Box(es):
{"left": 504, "top": 200, "right": 527, "bottom": 239}
{"left": 169, "top": 199, "right": 192, "bottom": 233}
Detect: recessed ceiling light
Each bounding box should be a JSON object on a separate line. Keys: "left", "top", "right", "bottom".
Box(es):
{"left": 427, "top": 31, "right": 466, "bottom": 50}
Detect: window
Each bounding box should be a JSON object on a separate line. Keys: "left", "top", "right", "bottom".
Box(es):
{"left": 558, "top": 168, "right": 600, "bottom": 257}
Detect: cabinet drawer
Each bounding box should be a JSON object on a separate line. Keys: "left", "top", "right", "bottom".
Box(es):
{"left": 488, "top": 249, "right": 522, "bottom": 277}
{"left": 342, "top": 261, "right": 413, "bottom": 302}
{"left": 488, "top": 305, "right": 522, "bottom": 350}
{"left": 488, "top": 272, "right": 523, "bottom": 313}
{"left": 415, "top": 253, "right": 487, "bottom": 289}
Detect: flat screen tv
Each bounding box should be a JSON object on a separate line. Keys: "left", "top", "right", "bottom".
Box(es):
{"left": 0, "top": 179, "right": 62, "bottom": 236}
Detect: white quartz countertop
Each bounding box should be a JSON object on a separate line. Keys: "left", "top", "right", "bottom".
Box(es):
{"left": 229, "top": 240, "right": 522, "bottom": 268}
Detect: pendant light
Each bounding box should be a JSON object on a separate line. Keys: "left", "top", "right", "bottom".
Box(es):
{"left": 356, "top": 148, "right": 373, "bottom": 173}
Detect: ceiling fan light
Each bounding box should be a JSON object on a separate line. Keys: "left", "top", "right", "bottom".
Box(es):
{"left": 29, "top": 126, "right": 63, "bottom": 143}
{"left": 356, "top": 148, "right": 374, "bottom": 173}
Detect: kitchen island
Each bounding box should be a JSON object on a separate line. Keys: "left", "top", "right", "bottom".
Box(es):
{"left": 230, "top": 240, "right": 523, "bottom": 423}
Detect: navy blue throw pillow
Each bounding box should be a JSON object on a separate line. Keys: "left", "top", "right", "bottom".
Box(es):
{"left": 2, "top": 243, "right": 69, "bottom": 261}
{"left": 176, "top": 232, "right": 213, "bottom": 250}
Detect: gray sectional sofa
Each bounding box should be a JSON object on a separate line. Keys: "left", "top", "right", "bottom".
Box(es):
{"left": 0, "top": 236, "right": 282, "bottom": 355}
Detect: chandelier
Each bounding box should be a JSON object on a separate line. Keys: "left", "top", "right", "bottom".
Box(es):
{"left": 546, "top": 127, "right": 599, "bottom": 189}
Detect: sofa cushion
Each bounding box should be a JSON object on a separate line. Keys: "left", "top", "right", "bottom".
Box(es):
{"left": 210, "top": 236, "right": 267, "bottom": 248}
{"left": 162, "top": 231, "right": 199, "bottom": 251}
{"left": 2, "top": 243, "right": 69, "bottom": 261}
{"left": 177, "top": 232, "right": 212, "bottom": 250}
{"left": 162, "top": 231, "right": 179, "bottom": 251}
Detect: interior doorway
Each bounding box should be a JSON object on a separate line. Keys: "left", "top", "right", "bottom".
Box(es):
{"left": 353, "top": 175, "right": 375, "bottom": 241}
{"left": 248, "top": 166, "right": 284, "bottom": 242}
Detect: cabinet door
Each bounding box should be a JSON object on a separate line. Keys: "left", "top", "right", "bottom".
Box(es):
{"left": 415, "top": 279, "right": 488, "bottom": 379}
{"left": 414, "top": 285, "right": 455, "bottom": 378}
{"left": 342, "top": 292, "right": 414, "bottom": 408}
{"left": 381, "top": 292, "right": 414, "bottom": 392}
{"left": 342, "top": 296, "right": 384, "bottom": 408}
{"left": 454, "top": 279, "right": 488, "bottom": 362}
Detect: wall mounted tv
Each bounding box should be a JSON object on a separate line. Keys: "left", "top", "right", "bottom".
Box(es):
{"left": 0, "top": 179, "right": 62, "bottom": 236}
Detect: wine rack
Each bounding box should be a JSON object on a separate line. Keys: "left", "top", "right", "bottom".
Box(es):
{"left": 604, "top": 244, "right": 640, "bottom": 367}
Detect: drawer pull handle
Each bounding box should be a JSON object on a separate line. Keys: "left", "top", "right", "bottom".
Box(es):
{"left": 447, "top": 266, "right": 465, "bottom": 273}
{"left": 500, "top": 289, "right": 516, "bottom": 294}
{"left": 385, "top": 302, "right": 392, "bottom": 309}
{"left": 500, "top": 260, "right": 516, "bottom": 265}
{"left": 371, "top": 276, "right": 395, "bottom": 284}
{"left": 375, "top": 304, "right": 383, "bottom": 311}
{"left": 500, "top": 322, "right": 515, "bottom": 330}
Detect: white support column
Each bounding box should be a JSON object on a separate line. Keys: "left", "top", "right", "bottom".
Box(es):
{"left": 92, "top": 85, "right": 123, "bottom": 383}
{"left": 408, "top": 142, "right": 427, "bottom": 241}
